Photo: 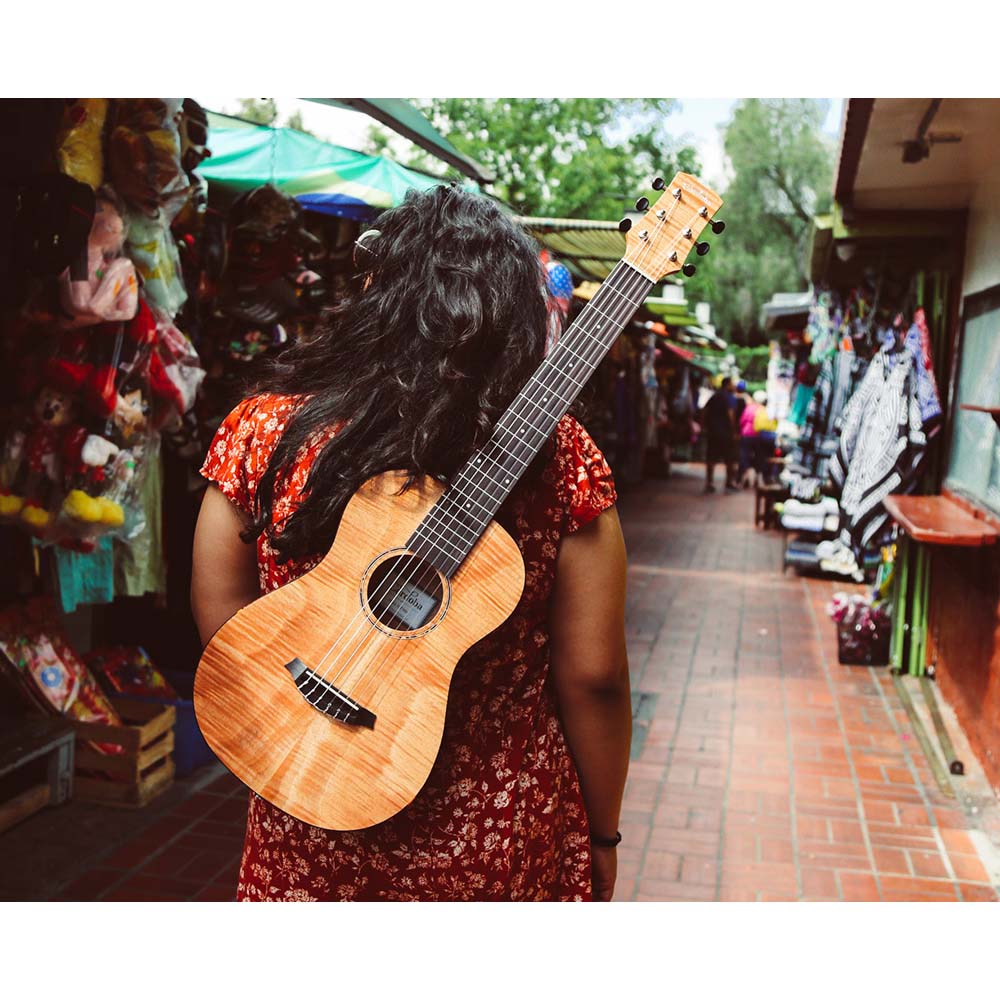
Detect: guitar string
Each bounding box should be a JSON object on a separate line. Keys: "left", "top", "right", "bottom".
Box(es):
{"left": 303, "top": 191, "right": 702, "bottom": 718}
{"left": 312, "top": 196, "right": 693, "bottom": 718}
{"left": 303, "top": 257, "right": 658, "bottom": 717}
{"left": 299, "top": 260, "right": 652, "bottom": 716}
{"left": 341, "top": 204, "right": 690, "bottom": 715}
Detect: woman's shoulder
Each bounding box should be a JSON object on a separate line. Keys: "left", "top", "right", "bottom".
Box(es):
{"left": 222, "top": 392, "right": 302, "bottom": 438}
{"left": 549, "top": 414, "right": 617, "bottom": 533}
{"left": 200, "top": 393, "right": 303, "bottom": 514}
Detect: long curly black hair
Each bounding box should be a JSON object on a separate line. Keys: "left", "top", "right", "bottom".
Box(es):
{"left": 247, "top": 185, "right": 549, "bottom": 563}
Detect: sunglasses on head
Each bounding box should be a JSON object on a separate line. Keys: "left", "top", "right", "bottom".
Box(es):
{"left": 353, "top": 228, "right": 381, "bottom": 269}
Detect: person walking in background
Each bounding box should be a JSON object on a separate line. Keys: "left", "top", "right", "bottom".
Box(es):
{"left": 700, "top": 376, "right": 737, "bottom": 493}
{"left": 738, "top": 387, "right": 762, "bottom": 487}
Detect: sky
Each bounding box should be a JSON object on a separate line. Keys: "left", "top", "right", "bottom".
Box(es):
{"left": 202, "top": 97, "right": 845, "bottom": 191}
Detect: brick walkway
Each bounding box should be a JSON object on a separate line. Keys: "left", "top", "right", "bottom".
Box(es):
{"left": 615, "top": 465, "right": 1000, "bottom": 901}
{"left": 3, "top": 463, "right": 999, "bottom": 902}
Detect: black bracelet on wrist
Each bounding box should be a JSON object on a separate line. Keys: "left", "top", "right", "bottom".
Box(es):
{"left": 590, "top": 830, "right": 622, "bottom": 848}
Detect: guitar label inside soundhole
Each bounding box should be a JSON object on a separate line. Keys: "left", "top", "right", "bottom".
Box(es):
{"left": 364, "top": 553, "right": 446, "bottom": 634}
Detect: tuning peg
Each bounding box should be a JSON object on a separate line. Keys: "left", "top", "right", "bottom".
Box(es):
{"left": 618, "top": 218, "right": 632, "bottom": 233}
{"left": 695, "top": 241, "right": 711, "bottom": 256}
{"left": 635, "top": 197, "right": 650, "bottom": 212}
{"left": 652, "top": 177, "right": 665, "bottom": 190}
{"left": 710, "top": 218, "right": 726, "bottom": 234}
{"left": 682, "top": 263, "right": 696, "bottom": 277}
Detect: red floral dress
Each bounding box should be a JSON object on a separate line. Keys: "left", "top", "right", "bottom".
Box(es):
{"left": 200, "top": 393, "right": 617, "bottom": 901}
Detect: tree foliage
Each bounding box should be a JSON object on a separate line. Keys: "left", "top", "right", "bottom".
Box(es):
{"left": 233, "top": 99, "right": 314, "bottom": 136}
{"left": 693, "top": 99, "right": 835, "bottom": 345}
{"left": 404, "top": 99, "right": 700, "bottom": 220}
{"left": 236, "top": 98, "right": 278, "bottom": 126}
{"left": 362, "top": 98, "right": 834, "bottom": 347}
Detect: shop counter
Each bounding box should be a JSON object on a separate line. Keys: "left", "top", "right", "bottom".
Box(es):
{"left": 883, "top": 495, "right": 998, "bottom": 547}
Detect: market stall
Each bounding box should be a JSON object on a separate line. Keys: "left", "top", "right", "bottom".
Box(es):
{"left": 0, "top": 97, "right": 470, "bottom": 824}
{"left": 825, "top": 98, "right": 1000, "bottom": 789}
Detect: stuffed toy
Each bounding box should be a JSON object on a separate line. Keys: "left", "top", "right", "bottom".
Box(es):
{"left": 48, "top": 300, "right": 174, "bottom": 427}
{"left": 58, "top": 186, "right": 138, "bottom": 327}
{"left": 17, "top": 382, "right": 88, "bottom": 531}
{"left": 1, "top": 359, "right": 127, "bottom": 537}
{"left": 54, "top": 99, "right": 108, "bottom": 190}
{"left": 60, "top": 432, "right": 125, "bottom": 530}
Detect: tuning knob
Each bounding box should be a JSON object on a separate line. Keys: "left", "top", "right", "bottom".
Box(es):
{"left": 635, "top": 197, "right": 650, "bottom": 212}
{"left": 696, "top": 241, "right": 711, "bottom": 256}
{"left": 618, "top": 218, "right": 632, "bottom": 233}
{"left": 652, "top": 177, "right": 665, "bottom": 190}
{"left": 682, "top": 263, "right": 696, "bottom": 277}
{"left": 710, "top": 218, "right": 726, "bottom": 234}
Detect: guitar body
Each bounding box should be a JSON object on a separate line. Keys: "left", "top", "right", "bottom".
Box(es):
{"left": 194, "top": 471, "right": 525, "bottom": 831}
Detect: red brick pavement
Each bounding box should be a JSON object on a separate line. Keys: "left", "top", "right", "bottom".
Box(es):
{"left": 615, "top": 466, "right": 999, "bottom": 902}
{"left": 50, "top": 772, "right": 247, "bottom": 901}
{"left": 20, "top": 462, "right": 1000, "bottom": 902}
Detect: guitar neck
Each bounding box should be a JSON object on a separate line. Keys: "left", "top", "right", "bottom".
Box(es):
{"left": 408, "top": 260, "right": 654, "bottom": 576}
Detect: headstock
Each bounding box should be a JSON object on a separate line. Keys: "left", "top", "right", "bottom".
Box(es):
{"left": 620, "top": 172, "right": 724, "bottom": 281}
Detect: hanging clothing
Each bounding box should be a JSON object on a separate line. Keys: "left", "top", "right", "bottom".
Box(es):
{"left": 787, "top": 348, "right": 869, "bottom": 499}
{"left": 53, "top": 535, "right": 115, "bottom": 612}
{"left": 787, "top": 382, "right": 816, "bottom": 427}
{"left": 828, "top": 347, "right": 929, "bottom": 553}
{"left": 200, "top": 393, "right": 618, "bottom": 901}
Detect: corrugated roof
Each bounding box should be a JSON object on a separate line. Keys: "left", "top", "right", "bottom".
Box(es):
{"left": 516, "top": 216, "right": 626, "bottom": 281}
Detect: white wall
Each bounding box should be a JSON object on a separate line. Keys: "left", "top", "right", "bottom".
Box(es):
{"left": 962, "top": 154, "right": 1000, "bottom": 298}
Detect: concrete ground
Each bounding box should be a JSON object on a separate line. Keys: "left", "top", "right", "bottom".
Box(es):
{"left": 1, "top": 463, "right": 998, "bottom": 902}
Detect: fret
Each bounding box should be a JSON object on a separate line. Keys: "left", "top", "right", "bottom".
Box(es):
{"left": 408, "top": 260, "right": 653, "bottom": 575}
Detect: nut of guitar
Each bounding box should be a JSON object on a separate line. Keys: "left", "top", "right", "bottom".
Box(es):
{"left": 193, "top": 470, "right": 525, "bottom": 831}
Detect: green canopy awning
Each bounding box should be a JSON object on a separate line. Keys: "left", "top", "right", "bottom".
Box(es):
{"left": 307, "top": 99, "right": 493, "bottom": 184}
{"left": 200, "top": 122, "right": 460, "bottom": 221}
{"left": 642, "top": 298, "right": 701, "bottom": 328}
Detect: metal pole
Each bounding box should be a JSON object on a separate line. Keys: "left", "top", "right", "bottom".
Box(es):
{"left": 891, "top": 535, "right": 910, "bottom": 672}
{"left": 909, "top": 544, "right": 928, "bottom": 677}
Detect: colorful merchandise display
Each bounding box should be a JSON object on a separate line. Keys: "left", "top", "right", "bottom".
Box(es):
{"left": 0, "top": 598, "right": 123, "bottom": 754}
{"left": 85, "top": 644, "right": 178, "bottom": 699}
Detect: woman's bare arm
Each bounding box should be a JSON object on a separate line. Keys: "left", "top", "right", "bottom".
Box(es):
{"left": 549, "top": 505, "right": 631, "bottom": 899}
{"left": 191, "top": 485, "right": 261, "bottom": 646}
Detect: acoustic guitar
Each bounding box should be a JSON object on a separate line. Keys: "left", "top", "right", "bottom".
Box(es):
{"left": 194, "top": 172, "right": 724, "bottom": 830}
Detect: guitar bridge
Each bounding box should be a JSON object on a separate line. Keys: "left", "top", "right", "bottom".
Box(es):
{"left": 284, "top": 657, "right": 376, "bottom": 729}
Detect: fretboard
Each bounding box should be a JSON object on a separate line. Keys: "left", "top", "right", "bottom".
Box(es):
{"left": 409, "top": 260, "right": 653, "bottom": 576}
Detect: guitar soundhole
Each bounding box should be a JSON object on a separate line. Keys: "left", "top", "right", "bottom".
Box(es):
{"left": 363, "top": 552, "right": 446, "bottom": 634}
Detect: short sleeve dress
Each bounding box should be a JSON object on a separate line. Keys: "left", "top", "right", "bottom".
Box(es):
{"left": 200, "top": 393, "right": 617, "bottom": 901}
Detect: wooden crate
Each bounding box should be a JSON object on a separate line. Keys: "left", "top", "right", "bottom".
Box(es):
{"left": 71, "top": 697, "right": 176, "bottom": 808}
{"left": 0, "top": 717, "right": 75, "bottom": 834}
